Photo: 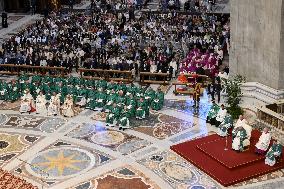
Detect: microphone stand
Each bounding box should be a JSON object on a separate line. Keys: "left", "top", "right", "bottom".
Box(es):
{"left": 224, "top": 128, "right": 230, "bottom": 151}
{"left": 224, "top": 134, "right": 228, "bottom": 151}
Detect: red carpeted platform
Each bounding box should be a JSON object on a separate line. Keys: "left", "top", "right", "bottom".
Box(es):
{"left": 170, "top": 130, "right": 284, "bottom": 186}
{"left": 197, "top": 131, "right": 264, "bottom": 168}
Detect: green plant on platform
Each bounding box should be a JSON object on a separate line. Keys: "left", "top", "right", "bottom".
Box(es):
{"left": 223, "top": 75, "right": 246, "bottom": 119}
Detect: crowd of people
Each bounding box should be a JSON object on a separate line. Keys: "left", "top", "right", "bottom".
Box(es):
{"left": 159, "top": 0, "right": 221, "bottom": 12}
{"left": 0, "top": 75, "right": 164, "bottom": 130}
{"left": 0, "top": 7, "right": 229, "bottom": 82}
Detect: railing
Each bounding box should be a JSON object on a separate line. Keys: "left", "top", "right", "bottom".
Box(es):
{"left": 78, "top": 68, "right": 134, "bottom": 83}
{"left": 0, "top": 64, "right": 67, "bottom": 77}
{"left": 256, "top": 105, "right": 284, "bottom": 132}
{"left": 139, "top": 72, "right": 169, "bottom": 85}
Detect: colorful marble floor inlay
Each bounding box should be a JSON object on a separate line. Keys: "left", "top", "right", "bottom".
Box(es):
{"left": 138, "top": 150, "right": 219, "bottom": 189}
{"left": 0, "top": 132, "right": 41, "bottom": 166}
{"left": 0, "top": 114, "right": 66, "bottom": 133}
{"left": 164, "top": 99, "right": 211, "bottom": 119}
{"left": 14, "top": 141, "right": 112, "bottom": 187}
{"left": 91, "top": 108, "right": 194, "bottom": 140}
{"left": 233, "top": 169, "right": 284, "bottom": 187}
{"left": 132, "top": 112, "right": 194, "bottom": 139}
{"left": 0, "top": 74, "right": 280, "bottom": 189}
{"left": 66, "top": 123, "right": 151, "bottom": 155}
{"left": 71, "top": 166, "right": 160, "bottom": 189}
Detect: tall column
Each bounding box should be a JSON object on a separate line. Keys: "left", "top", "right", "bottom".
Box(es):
{"left": 230, "top": 0, "right": 284, "bottom": 104}
{"left": 0, "top": 1, "right": 4, "bottom": 11}
{"left": 230, "top": 0, "right": 284, "bottom": 90}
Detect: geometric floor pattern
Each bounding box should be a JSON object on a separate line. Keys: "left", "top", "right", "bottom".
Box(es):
{"left": 1, "top": 3, "right": 284, "bottom": 187}
{"left": 0, "top": 86, "right": 282, "bottom": 189}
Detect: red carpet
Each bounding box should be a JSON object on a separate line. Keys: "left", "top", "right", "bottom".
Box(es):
{"left": 170, "top": 130, "right": 284, "bottom": 186}
{"left": 197, "top": 131, "right": 264, "bottom": 168}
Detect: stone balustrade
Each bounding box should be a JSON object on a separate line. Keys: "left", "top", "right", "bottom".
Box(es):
{"left": 256, "top": 103, "right": 284, "bottom": 137}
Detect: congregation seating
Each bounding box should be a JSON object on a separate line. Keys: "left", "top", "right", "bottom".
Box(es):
{"left": 78, "top": 68, "right": 134, "bottom": 83}
{"left": 140, "top": 72, "right": 169, "bottom": 85}
{"left": 0, "top": 64, "right": 67, "bottom": 77}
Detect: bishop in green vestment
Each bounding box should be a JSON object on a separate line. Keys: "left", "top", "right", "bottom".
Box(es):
{"left": 151, "top": 88, "right": 164, "bottom": 111}
{"left": 265, "top": 141, "right": 283, "bottom": 166}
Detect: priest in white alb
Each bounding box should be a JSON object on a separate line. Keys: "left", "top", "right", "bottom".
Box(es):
{"left": 232, "top": 115, "right": 252, "bottom": 152}
{"left": 215, "top": 104, "right": 227, "bottom": 127}
{"left": 48, "top": 92, "right": 60, "bottom": 116}
{"left": 35, "top": 91, "right": 47, "bottom": 115}
{"left": 61, "top": 94, "right": 75, "bottom": 117}
{"left": 255, "top": 127, "right": 271, "bottom": 155}
{"left": 235, "top": 115, "right": 248, "bottom": 128}
{"left": 20, "top": 89, "right": 35, "bottom": 114}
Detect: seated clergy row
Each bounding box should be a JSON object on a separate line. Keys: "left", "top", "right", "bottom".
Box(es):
{"left": 7, "top": 75, "right": 165, "bottom": 129}
{"left": 206, "top": 103, "right": 283, "bottom": 166}
{"left": 20, "top": 89, "right": 76, "bottom": 117}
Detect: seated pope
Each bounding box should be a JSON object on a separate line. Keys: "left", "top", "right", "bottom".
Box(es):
{"left": 255, "top": 127, "right": 271, "bottom": 155}
{"left": 232, "top": 115, "right": 252, "bottom": 151}
{"left": 232, "top": 126, "right": 248, "bottom": 152}
{"left": 265, "top": 140, "right": 283, "bottom": 166}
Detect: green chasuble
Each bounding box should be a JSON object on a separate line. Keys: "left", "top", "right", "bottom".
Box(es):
{"left": 136, "top": 99, "right": 146, "bottom": 119}
{"left": 104, "top": 93, "right": 118, "bottom": 111}
{"left": 218, "top": 114, "right": 233, "bottom": 137}
{"left": 106, "top": 106, "right": 121, "bottom": 125}
{"left": 207, "top": 104, "right": 220, "bottom": 120}
{"left": 151, "top": 91, "right": 164, "bottom": 111}
{"left": 126, "top": 97, "right": 137, "bottom": 117}
{"left": 95, "top": 91, "right": 106, "bottom": 108}
{"left": 86, "top": 90, "right": 97, "bottom": 110}
{"left": 119, "top": 108, "right": 131, "bottom": 128}
{"left": 145, "top": 88, "right": 155, "bottom": 104}
{"left": 232, "top": 128, "right": 247, "bottom": 151}
{"left": 0, "top": 82, "right": 6, "bottom": 100}
{"left": 7, "top": 82, "right": 20, "bottom": 101}
{"left": 266, "top": 143, "right": 283, "bottom": 166}
{"left": 31, "top": 75, "right": 41, "bottom": 83}
{"left": 116, "top": 95, "right": 126, "bottom": 109}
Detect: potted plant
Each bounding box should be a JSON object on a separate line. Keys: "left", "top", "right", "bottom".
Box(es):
{"left": 223, "top": 75, "right": 246, "bottom": 119}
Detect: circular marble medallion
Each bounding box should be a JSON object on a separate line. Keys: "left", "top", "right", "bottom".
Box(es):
{"left": 117, "top": 139, "right": 149, "bottom": 155}
{"left": 26, "top": 147, "right": 96, "bottom": 180}
{"left": 68, "top": 123, "right": 97, "bottom": 138}
{"left": 91, "top": 131, "right": 125, "bottom": 146}
{"left": 159, "top": 162, "right": 197, "bottom": 184}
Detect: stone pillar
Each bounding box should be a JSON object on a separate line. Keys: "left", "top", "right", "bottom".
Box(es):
{"left": 0, "top": 1, "right": 4, "bottom": 11}
{"left": 230, "top": 0, "right": 284, "bottom": 90}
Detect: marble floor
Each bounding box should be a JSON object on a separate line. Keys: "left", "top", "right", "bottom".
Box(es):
{"left": 0, "top": 3, "right": 283, "bottom": 188}
{"left": 0, "top": 84, "right": 282, "bottom": 189}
